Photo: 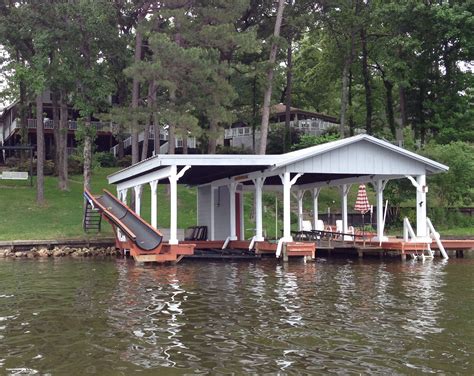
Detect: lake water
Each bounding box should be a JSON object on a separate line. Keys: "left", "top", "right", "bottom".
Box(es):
{"left": 0, "top": 256, "right": 473, "bottom": 375}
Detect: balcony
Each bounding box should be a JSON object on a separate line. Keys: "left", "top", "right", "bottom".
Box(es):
{"left": 26, "top": 119, "right": 114, "bottom": 132}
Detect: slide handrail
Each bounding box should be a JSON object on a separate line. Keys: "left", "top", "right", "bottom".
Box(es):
{"left": 84, "top": 188, "right": 137, "bottom": 240}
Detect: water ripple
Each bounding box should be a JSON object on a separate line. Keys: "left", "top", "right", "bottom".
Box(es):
{"left": 0, "top": 257, "right": 473, "bottom": 374}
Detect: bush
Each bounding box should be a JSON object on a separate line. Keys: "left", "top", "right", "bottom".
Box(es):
{"left": 16, "top": 159, "right": 55, "bottom": 176}
{"left": 94, "top": 152, "right": 117, "bottom": 167}
{"left": 422, "top": 141, "right": 474, "bottom": 206}
{"left": 68, "top": 155, "right": 83, "bottom": 175}
{"left": 117, "top": 155, "right": 132, "bottom": 167}
{"left": 5, "top": 157, "right": 20, "bottom": 168}
{"left": 216, "top": 145, "right": 252, "bottom": 154}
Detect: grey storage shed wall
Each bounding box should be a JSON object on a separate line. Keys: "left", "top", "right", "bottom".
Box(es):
{"left": 197, "top": 185, "right": 231, "bottom": 240}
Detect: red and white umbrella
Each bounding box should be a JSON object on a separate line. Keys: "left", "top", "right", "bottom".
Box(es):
{"left": 354, "top": 184, "right": 371, "bottom": 214}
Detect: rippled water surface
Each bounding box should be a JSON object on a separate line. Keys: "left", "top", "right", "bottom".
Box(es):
{"left": 0, "top": 256, "right": 473, "bottom": 375}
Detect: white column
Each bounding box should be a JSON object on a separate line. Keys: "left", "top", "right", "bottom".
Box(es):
{"left": 150, "top": 180, "right": 158, "bottom": 228}
{"left": 416, "top": 174, "right": 427, "bottom": 238}
{"left": 407, "top": 174, "right": 429, "bottom": 240}
{"left": 340, "top": 184, "right": 351, "bottom": 234}
{"left": 278, "top": 172, "right": 302, "bottom": 240}
{"left": 210, "top": 186, "right": 215, "bottom": 240}
{"left": 134, "top": 185, "right": 142, "bottom": 216}
{"left": 296, "top": 190, "right": 305, "bottom": 231}
{"left": 374, "top": 180, "right": 388, "bottom": 241}
{"left": 229, "top": 182, "right": 238, "bottom": 240}
{"left": 252, "top": 177, "right": 266, "bottom": 241}
{"left": 118, "top": 188, "right": 128, "bottom": 204}
{"left": 168, "top": 165, "right": 178, "bottom": 245}
{"left": 312, "top": 187, "right": 321, "bottom": 229}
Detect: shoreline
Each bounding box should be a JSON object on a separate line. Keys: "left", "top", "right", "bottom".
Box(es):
{"left": 0, "top": 238, "right": 118, "bottom": 258}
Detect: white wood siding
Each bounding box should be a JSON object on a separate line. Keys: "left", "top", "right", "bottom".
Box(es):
{"left": 285, "top": 140, "right": 426, "bottom": 175}
{"left": 213, "top": 186, "right": 231, "bottom": 240}
{"left": 197, "top": 185, "right": 231, "bottom": 240}
{"left": 197, "top": 185, "right": 212, "bottom": 230}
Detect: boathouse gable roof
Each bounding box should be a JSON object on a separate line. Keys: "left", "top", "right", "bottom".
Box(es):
{"left": 107, "top": 134, "right": 448, "bottom": 188}
{"left": 279, "top": 136, "right": 446, "bottom": 176}
{"left": 274, "top": 134, "right": 448, "bottom": 174}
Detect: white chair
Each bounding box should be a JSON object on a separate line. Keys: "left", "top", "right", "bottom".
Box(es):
{"left": 336, "top": 220, "right": 343, "bottom": 233}
{"left": 302, "top": 220, "right": 312, "bottom": 232}
{"left": 315, "top": 219, "right": 325, "bottom": 231}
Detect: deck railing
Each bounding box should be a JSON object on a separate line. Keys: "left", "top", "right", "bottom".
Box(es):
{"left": 26, "top": 119, "right": 113, "bottom": 132}
{"left": 224, "top": 121, "right": 366, "bottom": 139}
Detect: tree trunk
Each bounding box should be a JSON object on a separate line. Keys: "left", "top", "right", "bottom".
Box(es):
{"left": 153, "top": 118, "right": 160, "bottom": 156}
{"left": 148, "top": 80, "right": 159, "bottom": 156}
{"left": 83, "top": 118, "right": 92, "bottom": 192}
{"left": 207, "top": 119, "right": 217, "bottom": 154}
{"left": 141, "top": 124, "right": 150, "bottom": 160}
{"left": 168, "top": 87, "right": 176, "bottom": 155}
{"left": 19, "top": 76, "right": 28, "bottom": 157}
{"left": 340, "top": 33, "right": 355, "bottom": 139}
{"left": 398, "top": 86, "right": 408, "bottom": 143}
{"left": 58, "top": 92, "right": 69, "bottom": 190}
{"left": 182, "top": 134, "right": 188, "bottom": 154}
{"left": 284, "top": 38, "right": 293, "bottom": 152}
{"left": 52, "top": 91, "right": 60, "bottom": 175}
{"left": 360, "top": 28, "right": 372, "bottom": 135}
{"left": 252, "top": 75, "right": 257, "bottom": 153}
{"left": 131, "top": 14, "right": 144, "bottom": 165}
{"left": 36, "top": 94, "right": 44, "bottom": 204}
{"left": 383, "top": 79, "right": 396, "bottom": 138}
{"left": 259, "top": 0, "right": 285, "bottom": 155}
{"left": 348, "top": 68, "right": 354, "bottom": 136}
{"left": 118, "top": 139, "right": 124, "bottom": 159}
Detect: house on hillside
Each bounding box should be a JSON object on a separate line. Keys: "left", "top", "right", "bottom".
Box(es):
{"left": 224, "top": 103, "right": 365, "bottom": 151}
{"left": 0, "top": 90, "right": 116, "bottom": 160}
{"left": 0, "top": 90, "right": 198, "bottom": 161}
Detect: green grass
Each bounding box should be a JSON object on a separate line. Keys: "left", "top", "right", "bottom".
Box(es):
{"left": 0, "top": 169, "right": 470, "bottom": 241}
{"left": 0, "top": 167, "right": 197, "bottom": 241}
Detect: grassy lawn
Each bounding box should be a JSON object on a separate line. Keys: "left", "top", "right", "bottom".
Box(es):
{"left": 0, "top": 167, "right": 198, "bottom": 241}
{"left": 1, "top": 168, "right": 471, "bottom": 241}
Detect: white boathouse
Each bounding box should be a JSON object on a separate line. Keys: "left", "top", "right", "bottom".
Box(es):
{"left": 107, "top": 134, "right": 449, "bottom": 257}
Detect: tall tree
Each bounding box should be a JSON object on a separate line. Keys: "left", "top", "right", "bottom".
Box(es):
{"left": 259, "top": 0, "right": 285, "bottom": 154}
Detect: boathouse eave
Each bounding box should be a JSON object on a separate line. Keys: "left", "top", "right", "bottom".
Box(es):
{"left": 107, "top": 154, "right": 282, "bottom": 186}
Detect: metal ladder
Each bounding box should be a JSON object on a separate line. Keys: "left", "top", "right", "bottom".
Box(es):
{"left": 83, "top": 201, "right": 102, "bottom": 233}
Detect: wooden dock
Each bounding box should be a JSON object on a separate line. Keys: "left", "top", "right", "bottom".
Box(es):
{"left": 315, "top": 237, "right": 474, "bottom": 259}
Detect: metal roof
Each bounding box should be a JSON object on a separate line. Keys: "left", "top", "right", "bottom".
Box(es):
{"left": 108, "top": 134, "right": 449, "bottom": 187}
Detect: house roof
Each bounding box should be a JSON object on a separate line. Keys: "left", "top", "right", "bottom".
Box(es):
{"left": 108, "top": 134, "right": 448, "bottom": 187}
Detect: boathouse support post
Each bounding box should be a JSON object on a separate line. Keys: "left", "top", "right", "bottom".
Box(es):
{"left": 149, "top": 180, "right": 158, "bottom": 229}
{"left": 276, "top": 172, "right": 302, "bottom": 257}
{"left": 340, "top": 184, "right": 351, "bottom": 236}
{"left": 296, "top": 190, "right": 305, "bottom": 231}
{"left": 312, "top": 187, "right": 321, "bottom": 229}
{"left": 406, "top": 174, "right": 428, "bottom": 240}
{"left": 168, "top": 165, "right": 191, "bottom": 245}
{"left": 134, "top": 185, "right": 142, "bottom": 216}
{"left": 252, "top": 177, "right": 266, "bottom": 241}
{"left": 118, "top": 188, "right": 128, "bottom": 204}
{"left": 374, "top": 180, "right": 389, "bottom": 241}
{"left": 210, "top": 186, "right": 215, "bottom": 240}
{"left": 229, "top": 181, "right": 238, "bottom": 241}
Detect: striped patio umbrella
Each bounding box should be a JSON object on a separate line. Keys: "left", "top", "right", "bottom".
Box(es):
{"left": 355, "top": 184, "right": 371, "bottom": 231}
{"left": 354, "top": 184, "right": 371, "bottom": 214}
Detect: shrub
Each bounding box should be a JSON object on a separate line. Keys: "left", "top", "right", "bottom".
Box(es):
{"left": 5, "top": 157, "right": 20, "bottom": 168}
{"left": 68, "top": 155, "right": 83, "bottom": 175}
{"left": 117, "top": 155, "right": 132, "bottom": 167}
{"left": 94, "top": 152, "right": 117, "bottom": 167}
{"left": 16, "top": 159, "right": 55, "bottom": 176}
